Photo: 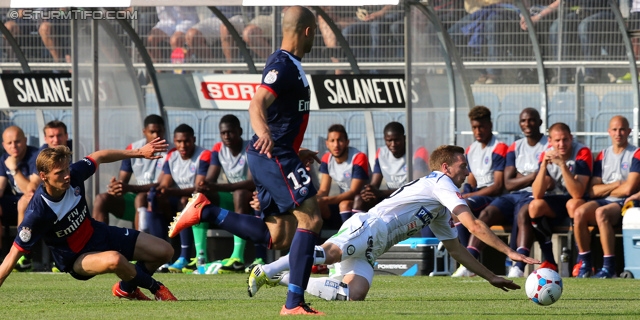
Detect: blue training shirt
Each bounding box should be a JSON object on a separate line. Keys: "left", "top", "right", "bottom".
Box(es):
{"left": 249, "top": 49, "right": 311, "bottom": 152}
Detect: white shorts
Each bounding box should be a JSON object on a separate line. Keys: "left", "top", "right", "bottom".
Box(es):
{"left": 192, "top": 15, "right": 246, "bottom": 45}
{"left": 154, "top": 19, "right": 197, "bottom": 36}
{"left": 248, "top": 15, "right": 273, "bottom": 37}
{"left": 325, "top": 212, "right": 388, "bottom": 285}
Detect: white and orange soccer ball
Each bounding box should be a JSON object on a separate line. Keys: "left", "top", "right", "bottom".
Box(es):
{"left": 525, "top": 268, "right": 563, "bottom": 306}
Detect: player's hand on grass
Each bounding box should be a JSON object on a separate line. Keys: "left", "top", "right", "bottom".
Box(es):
{"left": 489, "top": 276, "right": 521, "bottom": 292}
{"left": 253, "top": 133, "right": 274, "bottom": 158}
{"left": 508, "top": 252, "right": 540, "bottom": 265}
{"left": 138, "top": 137, "right": 168, "bottom": 159}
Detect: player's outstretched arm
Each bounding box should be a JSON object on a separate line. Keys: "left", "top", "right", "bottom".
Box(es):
{"left": 0, "top": 245, "right": 24, "bottom": 288}
{"left": 453, "top": 205, "right": 540, "bottom": 265}
{"left": 88, "top": 137, "right": 168, "bottom": 166}
{"left": 442, "top": 239, "right": 520, "bottom": 291}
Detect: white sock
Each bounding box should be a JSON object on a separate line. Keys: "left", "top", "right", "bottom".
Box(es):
{"left": 305, "top": 276, "right": 349, "bottom": 301}
{"left": 313, "top": 245, "right": 326, "bottom": 265}
{"left": 137, "top": 207, "right": 148, "bottom": 232}
{"left": 262, "top": 254, "right": 290, "bottom": 278}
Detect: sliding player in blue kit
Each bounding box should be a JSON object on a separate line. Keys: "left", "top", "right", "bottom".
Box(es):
{"left": 0, "top": 138, "right": 178, "bottom": 301}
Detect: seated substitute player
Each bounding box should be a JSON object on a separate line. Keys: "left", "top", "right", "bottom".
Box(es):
{"left": 195, "top": 114, "right": 267, "bottom": 271}
{"left": 0, "top": 126, "right": 40, "bottom": 271}
{"left": 247, "top": 145, "right": 539, "bottom": 301}
{"left": 317, "top": 124, "right": 369, "bottom": 227}
{"left": 92, "top": 115, "right": 167, "bottom": 229}
{"left": 523, "top": 122, "right": 592, "bottom": 272}
{"left": 572, "top": 115, "right": 640, "bottom": 278}
{"left": 455, "top": 108, "right": 548, "bottom": 278}
{"left": 452, "top": 106, "right": 507, "bottom": 276}
{"left": 352, "top": 121, "right": 429, "bottom": 212}
{"left": 154, "top": 124, "right": 210, "bottom": 273}
{"left": 38, "top": 120, "right": 73, "bottom": 152}
{"left": 0, "top": 139, "right": 179, "bottom": 301}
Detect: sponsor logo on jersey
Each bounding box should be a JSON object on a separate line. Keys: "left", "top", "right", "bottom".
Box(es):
{"left": 346, "top": 245, "right": 355, "bottom": 255}
{"left": 324, "top": 280, "right": 339, "bottom": 289}
{"left": 415, "top": 206, "right": 434, "bottom": 225}
{"left": 19, "top": 227, "right": 32, "bottom": 242}
{"left": 264, "top": 69, "right": 278, "bottom": 84}
{"left": 74, "top": 186, "right": 81, "bottom": 196}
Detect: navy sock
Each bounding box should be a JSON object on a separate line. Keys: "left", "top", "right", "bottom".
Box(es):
{"left": 467, "top": 246, "right": 481, "bottom": 260}
{"left": 578, "top": 251, "right": 592, "bottom": 270}
{"left": 146, "top": 210, "right": 166, "bottom": 240}
{"left": 509, "top": 216, "right": 519, "bottom": 250}
{"left": 339, "top": 211, "right": 352, "bottom": 222}
{"left": 540, "top": 241, "right": 556, "bottom": 265}
{"left": 603, "top": 255, "right": 615, "bottom": 271}
{"left": 285, "top": 228, "right": 317, "bottom": 309}
{"left": 456, "top": 223, "right": 470, "bottom": 246}
{"left": 120, "top": 263, "right": 159, "bottom": 293}
{"left": 515, "top": 247, "right": 530, "bottom": 271}
{"left": 179, "top": 227, "right": 194, "bottom": 258}
{"left": 201, "top": 205, "right": 272, "bottom": 247}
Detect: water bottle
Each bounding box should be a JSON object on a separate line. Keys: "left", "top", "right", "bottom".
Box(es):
{"left": 560, "top": 247, "right": 570, "bottom": 278}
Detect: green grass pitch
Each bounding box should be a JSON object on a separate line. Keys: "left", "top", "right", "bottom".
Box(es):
{"left": 1, "top": 273, "right": 639, "bottom": 319}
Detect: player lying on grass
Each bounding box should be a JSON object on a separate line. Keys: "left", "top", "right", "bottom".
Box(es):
{"left": 248, "top": 145, "right": 540, "bottom": 301}
{"left": 0, "top": 139, "right": 178, "bottom": 301}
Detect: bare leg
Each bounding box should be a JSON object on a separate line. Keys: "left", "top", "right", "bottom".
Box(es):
{"left": 573, "top": 201, "right": 598, "bottom": 253}
{"left": 595, "top": 203, "right": 623, "bottom": 256}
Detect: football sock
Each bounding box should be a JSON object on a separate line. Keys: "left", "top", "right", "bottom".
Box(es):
{"left": 230, "top": 236, "right": 246, "bottom": 262}
{"left": 263, "top": 245, "right": 325, "bottom": 278}
{"left": 603, "top": 255, "right": 615, "bottom": 271}
{"left": 455, "top": 222, "right": 470, "bottom": 246}
{"left": 179, "top": 227, "right": 194, "bottom": 259}
{"left": 578, "top": 251, "right": 592, "bottom": 270}
{"left": 515, "top": 247, "right": 530, "bottom": 271}
{"left": 192, "top": 222, "right": 209, "bottom": 263}
{"left": 146, "top": 210, "right": 166, "bottom": 240}
{"left": 201, "top": 206, "right": 272, "bottom": 247}
{"left": 137, "top": 207, "right": 148, "bottom": 232}
{"left": 540, "top": 241, "right": 556, "bottom": 265}
{"left": 467, "top": 246, "right": 480, "bottom": 260}
{"left": 339, "top": 211, "right": 352, "bottom": 222}
{"left": 285, "top": 228, "right": 318, "bottom": 309}
{"left": 120, "top": 262, "right": 159, "bottom": 293}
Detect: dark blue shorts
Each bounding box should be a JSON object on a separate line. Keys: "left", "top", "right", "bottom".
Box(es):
{"left": 247, "top": 147, "right": 317, "bottom": 216}
{"left": 541, "top": 194, "right": 572, "bottom": 225}
{"left": 594, "top": 198, "right": 625, "bottom": 208}
{"left": 59, "top": 222, "right": 140, "bottom": 281}
{"left": 489, "top": 192, "right": 533, "bottom": 225}
{"left": 0, "top": 194, "right": 20, "bottom": 226}
{"left": 466, "top": 195, "right": 495, "bottom": 216}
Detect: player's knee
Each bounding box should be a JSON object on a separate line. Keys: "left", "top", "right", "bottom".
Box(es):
{"left": 105, "top": 252, "right": 128, "bottom": 271}
{"left": 595, "top": 209, "right": 610, "bottom": 225}
{"left": 528, "top": 200, "right": 545, "bottom": 218}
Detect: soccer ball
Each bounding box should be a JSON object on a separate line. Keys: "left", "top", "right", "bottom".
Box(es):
{"left": 525, "top": 268, "right": 563, "bottom": 306}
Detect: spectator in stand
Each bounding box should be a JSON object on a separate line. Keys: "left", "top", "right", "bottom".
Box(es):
{"left": 240, "top": 7, "right": 277, "bottom": 60}
{"left": 524, "top": 122, "right": 592, "bottom": 272}
{"left": 318, "top": 6, "right": 358, "bottom": 74}
{"left": 92, "top": 115, "right": 167, "bottom": 231}
{"left": 617, "top": 0, "right": 640, "bottom": 83}
{"left": 0, "top": 126, "right": 40, "bottom": 271}
{"left": 451, "top": 106, "right": 507, "bottom": 277}
{"left": 4, "top": 9, "right": 42, "bottom": 61}
{"left": 185, "top": 6, "right": 247, "bottom": 64}
{"left": 38, "top": 9, "right": 71, "bottom": 64}
{"left": 448, "top": 0, "right": 523, "bottom": 84}
{"left": 525, "top": 0, "right": 621, "bottom": 83}
{"left": 353, "top": 122, "right": 429, "bottom": 212}
{"left": 317, "top": 124, "right": 369, "bottom": 229}
{"left": 453, "top": 108, "right": 548, "bottom": 278}
{"left": 572, "top": 116, "right": 640, "bottom": 278}
{"left": 147, "top": 6, "right": 199, "bottom": 63}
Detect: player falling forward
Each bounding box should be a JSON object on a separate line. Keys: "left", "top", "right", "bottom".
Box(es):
{"left": 0, "top": 139, "right": 178, "bottom": 301}
{"left": 248, "top": 145, "right": 539, "bottom": 301}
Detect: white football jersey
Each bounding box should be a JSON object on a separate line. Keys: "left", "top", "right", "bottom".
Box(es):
{"left": 507, "top": 136, "right": 548, "bottom": 193}
{"left": 368, "top": 171, "right": 463, "bottom": 253}
{"left": 211, "top": 140, "right": 250, "bottom": 184}
{"left": 126, "top": 138, "right": 167, "bottom": 185}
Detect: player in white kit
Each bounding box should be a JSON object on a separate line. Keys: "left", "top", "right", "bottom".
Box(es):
{"left": 572, "top": 116, "right": 640, "bottom": 278}
{"left": 248, "top": 145, "right": 538, "bottom": 301}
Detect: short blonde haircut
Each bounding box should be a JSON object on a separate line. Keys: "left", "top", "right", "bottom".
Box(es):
{"left": 429, "top": 145, "right": 465, "bottom": 171}
{"left": 37, "top": 145, "right": 72, "bottom": 174}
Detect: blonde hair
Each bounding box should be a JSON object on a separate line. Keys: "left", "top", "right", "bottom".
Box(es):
{"left": 429, "top": 145, "right": 465, "bottom": 171}
{"left": 37, "top": 145, "right": 72, "bottom": 174}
